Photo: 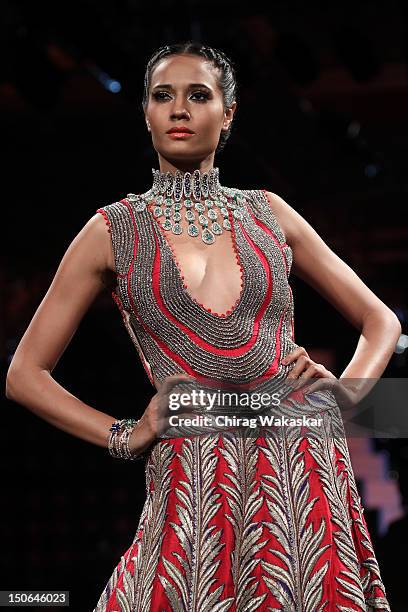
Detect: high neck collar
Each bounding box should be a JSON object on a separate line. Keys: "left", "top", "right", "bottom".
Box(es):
{"left": 149, "top": 167, "right": 223, "bottom": 202}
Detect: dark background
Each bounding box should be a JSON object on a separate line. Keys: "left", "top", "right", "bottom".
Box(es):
{"left": 1, "top": 1, "right": 407, "bottom": 610}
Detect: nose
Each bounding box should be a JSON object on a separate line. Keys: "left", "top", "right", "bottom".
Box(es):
{"left": 171, "top": 106, "right": 191, "bottom": 121}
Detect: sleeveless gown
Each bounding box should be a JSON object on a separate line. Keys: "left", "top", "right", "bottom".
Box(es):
{"left": 93, "top": 187, "right": 390, "bottom": 611}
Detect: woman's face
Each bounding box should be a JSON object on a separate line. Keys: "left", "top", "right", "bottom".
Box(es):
{"left": 144, "top": 54, "right": 236, "bottom": 168}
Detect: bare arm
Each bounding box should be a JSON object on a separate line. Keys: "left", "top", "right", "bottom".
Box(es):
{"left": 264, "top": 191, "right": 401, "bottom": 387}
{"left": 5, "top": 213, "right": 152, "bottom": 453}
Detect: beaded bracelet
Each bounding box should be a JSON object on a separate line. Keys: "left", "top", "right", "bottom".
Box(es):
{"left": 108, "top": 418, "right": 150, "bottom": 461}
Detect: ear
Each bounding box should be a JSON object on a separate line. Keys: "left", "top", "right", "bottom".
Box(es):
{"left": 222, "top": 101, "right": 237, "bottom": 130}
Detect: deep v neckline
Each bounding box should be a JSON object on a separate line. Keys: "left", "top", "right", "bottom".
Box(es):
{"left": 147, "top": 198, "right": 245, "bottom": 318}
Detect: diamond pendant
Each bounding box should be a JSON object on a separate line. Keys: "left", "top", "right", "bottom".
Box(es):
{"left": 202, "top": 227, "right": 215, "bottom": 244}
{"left": 187, "top": 223, "right": 199, "bottom": 238}
{"left": 212, "top": 222, "right": 223, "bottom": 235}
{"left": 188, "top": 224, "right": 199, "bottom": 237}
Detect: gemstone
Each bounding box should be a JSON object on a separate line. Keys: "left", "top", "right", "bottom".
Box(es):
{"left": 123, "top": 418, "right": 137, "bottom": 427}
{"left": 198, "top": 214, "right": 208, "bottom": 226}
{"left": 185, "top": 210, "right": 195, "bottom": 222}
{"left": 163, "top": 207, "right": 172, "bottom": 218}
{"left": 173, "top": 212, "right": 181, "bottom": 222}
{"left": 135, "top": 201, "right": 147, "bottom": 212}
{"left": 233, "top": 209, "right": 243, "bottom": 220}
{"left": 172, "top": 223, "right": 182, "bottom": 235}
{"left": 153, "top": 206, "right": 162, "bottom": 217}
{"left": 202, "top": 228, "right": 215, "bottom": 244}
{"left": 156, "top": 195, "right": 164, "bottom": 205}
{"left": 164, "top": 197, "right": 173, "bottom": 206}
{"left": 187, "top": 224, "right": 199, "bottom": 237}
{"left": 194, "top": 202, "right": 205, "bottom": 213}
{"left": 174, "top": 201, "right": 182, "bottom": 211}
{"left": 212, "top": 222, "right": 223, "bottom": 235}
{"left": 184, "top": 199, "right": 193, "bottom": 208}
{"left": 208, "top": 208, "right": 217, "bottom": 221}
{"left": 223, "top": 218, "right": 231, "bottom": 230}
{"left": 220, "top": 207, "right": 229, "bottom": 218}
{"left": 205, "top": 199, "right": 214, "bottom": 208}
{"left": 162, "top": 219, "right": 172, "bottom": 230}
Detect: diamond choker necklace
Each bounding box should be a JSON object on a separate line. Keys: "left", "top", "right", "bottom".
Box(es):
{"left": 135, "top": 167, "right": 243, "bottom": 245}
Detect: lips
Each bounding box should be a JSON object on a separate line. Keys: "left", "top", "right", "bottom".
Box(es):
{"left": 166, "top": 127, "right": 195, "bottom": 134}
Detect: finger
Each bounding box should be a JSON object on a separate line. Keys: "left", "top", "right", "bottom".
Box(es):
{"left": 160, "top": 389, "right": 209, "bottom": 418}
{"left": 304, "top": 380, "right": 326, "bottom": 395}
{"left": 293, "top": 367, "right": 325, "bottom": 390}
{"left": 165, "top": 397, "right": 204, "bottom": 415}
{"left": 292, "top": 373, "right": 314, "bottom": 390}
{"left": 161, "top": 373, "right": 196, "bottom": 395}
{"left": 286, "top": 356, "right": 312, "bottom": 380}
{"left": 282, "top": 346, "right": 309, "bottom": 365}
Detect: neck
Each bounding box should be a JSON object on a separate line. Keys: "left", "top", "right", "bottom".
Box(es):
{"left": 156, "top": 155, "right": 215, "bottom": 175}
{"left": 150, "top": 166, "right": 222, "bottom": 200}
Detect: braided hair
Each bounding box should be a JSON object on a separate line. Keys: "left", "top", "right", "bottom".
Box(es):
{"left": 142, "top": 41, "right": 238, "bottom": 155}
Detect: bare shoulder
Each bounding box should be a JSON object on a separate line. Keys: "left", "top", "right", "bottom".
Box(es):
{"left": 262, "top": 190, "right": 302, "bottom": 248}
{"left": 86, "top": 212, "right": 116, "bottom": 274}
{"left": 67, "top": 213, "right": 116, "bottom": 291}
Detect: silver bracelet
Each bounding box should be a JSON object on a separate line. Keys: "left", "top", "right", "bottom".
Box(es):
{"left": 108, "top": 418, "right": 149, "bottom": 461}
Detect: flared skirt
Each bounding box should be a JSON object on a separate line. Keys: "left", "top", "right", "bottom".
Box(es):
{"left": 94, "top": 389, "right": 390, "bottom": 611}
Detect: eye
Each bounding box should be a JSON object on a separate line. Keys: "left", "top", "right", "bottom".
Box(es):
{"left": 152, "top": 91, "right": 210, "bottom": 102}
{"left": 191, "top": 91, "right": 209, "bottom": 102}
{"left": 152, "top": 91, "right": 170, "bottom": 101}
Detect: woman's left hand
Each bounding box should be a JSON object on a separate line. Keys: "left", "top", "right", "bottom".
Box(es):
{"left": 283, "top": 347, "right": 359, "bottom": 411}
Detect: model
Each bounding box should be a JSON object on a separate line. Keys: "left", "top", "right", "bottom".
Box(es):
{"left": 6, "top": 41, "right": 400, "bottom": 611}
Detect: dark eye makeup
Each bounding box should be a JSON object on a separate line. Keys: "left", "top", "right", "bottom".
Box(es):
{"left": 152, "top": 91, "right": 210, "bottom": 102}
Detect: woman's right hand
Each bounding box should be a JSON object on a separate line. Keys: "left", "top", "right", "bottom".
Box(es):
{"left": 130, "top": 373, "right": 196, "bottom": 451}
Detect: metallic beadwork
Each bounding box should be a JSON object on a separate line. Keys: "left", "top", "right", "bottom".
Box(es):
{"left": 100, "top": 182, "right": 296, "bottom": 383}
{"left": 192, "top": 169, "right": 201, "bottom": 201}
{"left": 183, "top": 171, "right": 192, "bottom": 198}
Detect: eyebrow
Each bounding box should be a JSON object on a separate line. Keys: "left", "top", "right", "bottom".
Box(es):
{"left": 152, "top": 83, "right": 212, "bottom": 91}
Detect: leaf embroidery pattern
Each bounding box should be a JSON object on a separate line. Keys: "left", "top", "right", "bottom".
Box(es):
{"left": 259, "top": 423, "right": 330, "bottom": 611}
{"left": 218, "top": 432, "right": 269, "bottom": 611}
{"left": 158, "top": 435, "right": 235, "bottom": 612}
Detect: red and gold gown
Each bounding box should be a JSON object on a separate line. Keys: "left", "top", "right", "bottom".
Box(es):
{"left": 93, "top": 175, "right": 390, "bottom": 611}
